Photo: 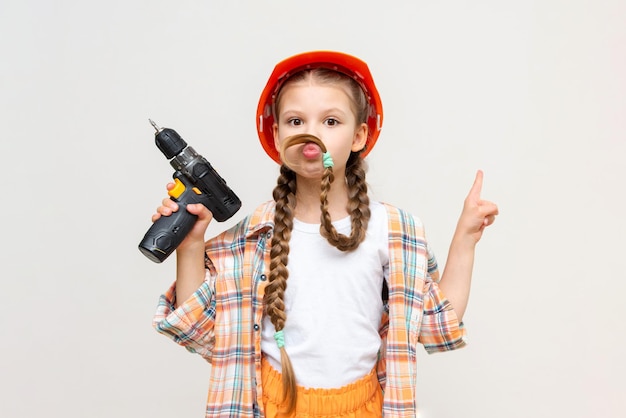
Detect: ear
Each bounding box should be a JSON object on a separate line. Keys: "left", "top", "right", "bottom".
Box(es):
{"left": 351, "top": 122, "right": 368, "bottom": 152}
{"left": 272, "top": 123, "right": 281, "bottom": 153}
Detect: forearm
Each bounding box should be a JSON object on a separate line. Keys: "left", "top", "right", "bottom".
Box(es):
{"left": 174, "top": 242, "right": 207, "bottom": 307}
{"left": 438, "top": 232, "right": 476, "bottom": 322}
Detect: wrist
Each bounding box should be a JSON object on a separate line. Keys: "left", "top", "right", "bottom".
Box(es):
{"left": 176, "top": 239, "right": 206, "bottom": 257}
{"left": 450, "top": 230, "right": 478, "bottom": 251}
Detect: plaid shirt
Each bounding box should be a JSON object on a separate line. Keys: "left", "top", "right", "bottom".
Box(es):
{"left": 154, "top": 201, "right": 466, "bottom": 417}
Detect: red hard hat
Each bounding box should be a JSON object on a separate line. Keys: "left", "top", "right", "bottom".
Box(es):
{"left": 256, "top": 50, "right": 384, "bottom": 164}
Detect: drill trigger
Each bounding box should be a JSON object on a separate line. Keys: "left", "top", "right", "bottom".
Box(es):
{"left": 168, "top": 178, "right": 187, "bottom": 199}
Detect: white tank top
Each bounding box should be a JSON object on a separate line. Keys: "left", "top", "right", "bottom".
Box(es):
{"left": 261, "top": 201, "right": 389, "bottom": 388}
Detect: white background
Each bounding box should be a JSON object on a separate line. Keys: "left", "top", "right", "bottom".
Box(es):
{"left": 1, "top": 1, "right": 625, "bottom": 417}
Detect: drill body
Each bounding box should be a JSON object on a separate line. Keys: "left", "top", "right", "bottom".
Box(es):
{"left": 139, "top": 121, "right": 242, "bottom": 263}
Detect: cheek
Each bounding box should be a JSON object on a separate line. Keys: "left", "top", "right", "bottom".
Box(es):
{"left": 282, "top": 143, "right": 299, "bottom": 160}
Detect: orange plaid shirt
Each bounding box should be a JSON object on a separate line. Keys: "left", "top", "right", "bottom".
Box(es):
{"left": 154, "top": 201, "right": 466, "bottom": 417}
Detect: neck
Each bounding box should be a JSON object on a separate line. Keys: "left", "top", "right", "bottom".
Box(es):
{"left": 294, "top": 174, "right": 349, "bottom": 224}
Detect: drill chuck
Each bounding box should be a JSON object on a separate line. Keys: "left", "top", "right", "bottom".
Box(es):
{"left": 150, "top": 119, "right": 187, "bottom": 159}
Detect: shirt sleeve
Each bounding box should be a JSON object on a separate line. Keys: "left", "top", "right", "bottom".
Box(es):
{"left": 153, "top": 277, "right": 217, "bottom": 361}
{"left": 418, "top": 278, "right": 467, "bottom": 354}
{"left": 426, "top": 241, "right": 440, "bottom": 283}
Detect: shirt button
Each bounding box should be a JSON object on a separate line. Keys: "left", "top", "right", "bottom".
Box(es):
{"left": 260, "top": 274, "right": 267, "bottom": 281}
{"left": 253, "top": 324, "right": 260, "bottom": 331}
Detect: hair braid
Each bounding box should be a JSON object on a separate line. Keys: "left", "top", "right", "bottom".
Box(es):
{"left": 264, "top": 164, "right": 298, "bottom": 413}
{"left": 320, "top": 152, "right": 370, "bottom": 251}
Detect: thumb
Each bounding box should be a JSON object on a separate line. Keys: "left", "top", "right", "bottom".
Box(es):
{"left": 187, "top": 203, "right": 212, "bottom": 219}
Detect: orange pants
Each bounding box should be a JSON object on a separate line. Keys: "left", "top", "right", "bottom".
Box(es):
{"left": 261, "top": 357, "right": 383, "bottom": 418}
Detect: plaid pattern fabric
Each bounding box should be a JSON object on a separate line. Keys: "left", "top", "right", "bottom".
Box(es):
{"left": 376, "top": 203, "right": 467, "bottom": 416}
{"left": 154, "top": 201, "right": 466, "bottom": 417}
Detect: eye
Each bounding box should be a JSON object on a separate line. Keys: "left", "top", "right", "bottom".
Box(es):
{"left": 325, "top": 118, "right": 340, "bottom": 126}
{"left": 287, "top": 118, "right": 303, "bottom": 126}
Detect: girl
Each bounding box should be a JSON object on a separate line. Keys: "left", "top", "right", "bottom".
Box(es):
{"left": 152, "top": 50, "right": 498, "bottom": 418}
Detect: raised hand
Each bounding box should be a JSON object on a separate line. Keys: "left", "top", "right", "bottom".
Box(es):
{"left": 456, "top": 170, "right": 499, "bottom": 245}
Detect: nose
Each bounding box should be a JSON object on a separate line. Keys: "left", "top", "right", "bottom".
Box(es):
{"left": 304, "top": 125, "right": 322, "bottom": 142}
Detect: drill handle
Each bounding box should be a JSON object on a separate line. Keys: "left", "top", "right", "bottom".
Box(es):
{"left": 138, "top": 173, "right": 211, "bottom": 263}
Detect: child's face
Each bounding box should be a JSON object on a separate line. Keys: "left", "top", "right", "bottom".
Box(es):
{"left": 273, "top": 81, "right": 367, "bottom": 179}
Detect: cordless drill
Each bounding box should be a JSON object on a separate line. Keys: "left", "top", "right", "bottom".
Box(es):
{"left": 138, "top": 120, "right": 242, "bottom": 263}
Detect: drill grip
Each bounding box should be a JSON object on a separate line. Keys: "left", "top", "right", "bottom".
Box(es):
{"left": 138, "top": 173, "right": 211, "bottom": 263}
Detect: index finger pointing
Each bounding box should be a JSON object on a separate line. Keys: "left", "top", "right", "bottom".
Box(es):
{"left": 468, "top": 170, "right": 484, "bottom": 200}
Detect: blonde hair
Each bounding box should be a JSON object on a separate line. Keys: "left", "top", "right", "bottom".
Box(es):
{"left": 263, "top": 69, "right": 371, "bottom": 414}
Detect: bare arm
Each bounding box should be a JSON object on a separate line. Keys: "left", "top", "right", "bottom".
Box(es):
{"left": 153, "top": 183, "right": 214, "bottom": 306}
{"left": 438, "top": 170, "right": 498, "bottom": 322}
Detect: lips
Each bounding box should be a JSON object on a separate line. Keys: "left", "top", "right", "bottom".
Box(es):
{"left": 302, "top": 142, "right": 322, "bottom": 159}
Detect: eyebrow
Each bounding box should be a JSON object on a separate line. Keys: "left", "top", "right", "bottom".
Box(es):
{"left": 279, "top": 107, "right": 349, "bottom": 118}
